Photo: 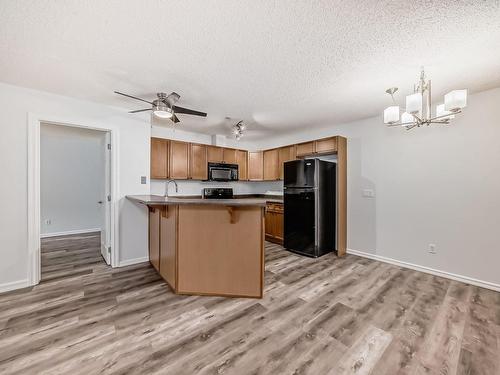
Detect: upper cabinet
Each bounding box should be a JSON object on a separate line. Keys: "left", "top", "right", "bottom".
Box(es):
{"left": 296, "top": 141, "right": 315, "bottom": 157}
{"left": 169, "top": 141, "right": 189, "bottom": 179}
{"left": 248, "top": 151, "right": 264, "bottom": 181}
{"left": 189, "top": 143, "right": 207, "bottom": 180}
{"left": 236, "top": 150, "right": 248, "bottom": 181}
{"left": 263, "top": 149, "right": 279, "bottom": 181}
{"left": 150, "top": 136, "right": 341, "bottom": 181}
{"left": 315, "top": 137, "right": 337, "bottom": 154}
{"left": 223, "top": 148, "right": 237, "bottom": 164}
{"left": 278, "top": 145, "right": 296, "bottom": 180}
{"left": 207, "top": 146, "right": 224, "bottom": 163}
{"left": 151, "top": 138, "right": 169, "bottom": 179}
{"left": 296, "top": 137, "right": 337, "bottom": 157}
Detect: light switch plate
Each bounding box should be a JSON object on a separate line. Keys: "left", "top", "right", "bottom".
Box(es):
{"left": 141, "top": 176, "right": 147, "bottom": 184}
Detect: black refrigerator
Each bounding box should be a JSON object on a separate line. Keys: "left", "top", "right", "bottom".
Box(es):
{"left": 284, "top": 159, "right": 336, "bottom": 257}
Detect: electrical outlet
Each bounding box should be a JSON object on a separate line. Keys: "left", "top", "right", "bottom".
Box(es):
{"left": 428, "top": 244, "right": 437, "bottom": 254}
{"left": 141, "top": 176, "right": 147, "bottom": 184}
{"left": 45, "top": 219, "right": 51, "bottom": 225}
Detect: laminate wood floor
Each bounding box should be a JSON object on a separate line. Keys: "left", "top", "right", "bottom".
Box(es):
{"left": 0, "top": 235, "right": 499, "bottom": 374}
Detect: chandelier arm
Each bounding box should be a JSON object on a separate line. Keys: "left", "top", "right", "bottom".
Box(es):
{"left": 429, "top": 110, "right": 462, "bottom": 122}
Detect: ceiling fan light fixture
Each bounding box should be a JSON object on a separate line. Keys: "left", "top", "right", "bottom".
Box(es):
{"left": 153, "top": 104, "right": 173, "bottom": 119}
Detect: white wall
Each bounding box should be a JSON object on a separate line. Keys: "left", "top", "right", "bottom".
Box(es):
{"left": 40, "top": 124, "right": 106, "bottom": 235}
{"left": 257, "top": 87, "right": 500, "bottom": 286}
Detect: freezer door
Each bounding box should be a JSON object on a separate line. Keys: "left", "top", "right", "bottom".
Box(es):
{"left": 284, "top": 159, "right": 315, "bottom": 188}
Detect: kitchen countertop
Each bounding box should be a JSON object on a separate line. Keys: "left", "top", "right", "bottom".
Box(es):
{"left": 127, "top": 195, "right": 268, "bottom": 207}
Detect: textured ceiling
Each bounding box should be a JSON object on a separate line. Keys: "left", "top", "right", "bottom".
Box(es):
{"left": 1, "top": 0, "right": 500, "bottom": 140}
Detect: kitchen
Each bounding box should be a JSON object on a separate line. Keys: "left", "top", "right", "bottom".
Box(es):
{"left": 127, "top": 135, "right": 347, "bottom": 298}
{"left": 2, "top": 2, "right": 500, "bottom": 373}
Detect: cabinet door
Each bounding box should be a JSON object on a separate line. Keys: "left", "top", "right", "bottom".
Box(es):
{"left": 236, "top": 150, "right": 248, "bottom": 180}
{"left": 275, "top": 211, "right": 284, "bottom": 242}
{"left": 265, "top": 208, "right": 274, "bottom": 239}
{"left": 169, "top": 141, "right": 189, "bottom": 179}
{"left": 189, "top": 143, "right": 207, "bottom": 180}
{"left": 223, "top": 148, "right": 237, "bottom": 164}
{"left": 248, "top": 151, "right": 264, "bottom": 181}
{"left": 149, "top": 208, "right": 160, "bottom": 272}
{"left": 278, "top": 145, "right": 296, "bottom": 180}
{"left": 315, "top": 137, "right": 337, "bottom": 154}
{"left": 296, "top": 141, "right": 315, "bottom": 157}
{"left": 207, "top": 146, "right": 224, "bottom": 163}
{"left": 263, "top": 149, "right": 279, "bottom": 181}
{"left": 151, "top": 138, "right": 169, "bottom": 179}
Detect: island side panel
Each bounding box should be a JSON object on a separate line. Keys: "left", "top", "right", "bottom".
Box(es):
{"left": 176, "top": 205, "right": 264, "bottom": 298}
{"left": 159, "top": 206, "right": 178, "bottom": 290}
{"left": 148, "top": 207, "right": 161, "bottom": 272}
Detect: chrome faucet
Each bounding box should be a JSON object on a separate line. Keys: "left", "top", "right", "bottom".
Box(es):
{"left": 164, "top": 179, "right": 178, "bottom": 197}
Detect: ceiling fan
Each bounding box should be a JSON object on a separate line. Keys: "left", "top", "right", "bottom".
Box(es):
{"left": 114, "top": 91, "right": 207, "bottom": 123}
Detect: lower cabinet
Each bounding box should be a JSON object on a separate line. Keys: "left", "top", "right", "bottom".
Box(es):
{"left": 265, "top": 202, "right": 284, "bottom": 244}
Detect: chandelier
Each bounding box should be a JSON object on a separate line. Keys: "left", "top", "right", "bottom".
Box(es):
{"left": 383, "top": 68, "right": 467, "bottom": 130}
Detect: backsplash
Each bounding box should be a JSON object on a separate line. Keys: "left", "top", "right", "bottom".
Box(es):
{"left": 150, "top": 179, "right": 283, "bottom": 196}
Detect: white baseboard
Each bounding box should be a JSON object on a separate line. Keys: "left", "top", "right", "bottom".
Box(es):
{"left": 41, "top": 228, "right": 101, "bottom": 238}
{"left": 118, "top": 256, "right": 149, "bottom": 267}
{"left": 0, "top": 279, "right": 30, "bottom": 294}
{"left": 347, "top": 248, "right": 500, "bottom": 292}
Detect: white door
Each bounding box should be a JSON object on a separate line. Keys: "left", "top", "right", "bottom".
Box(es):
{"left": 100, "top": 132, "right": 112, "bottom": 265}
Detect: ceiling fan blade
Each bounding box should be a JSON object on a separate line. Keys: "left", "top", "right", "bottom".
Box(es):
{"left": 129, "top": 108, "right": 152, "bottom": 113}
{"left": 171, "top": 114, "right": 180, "bottom": 123}
{"left": 114, "top": 91, "right": 153, "bottom": 105}
{"left": 172, "top": 105, "right": 207, "bottom": 117}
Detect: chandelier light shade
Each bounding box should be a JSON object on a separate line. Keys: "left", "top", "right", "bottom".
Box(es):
{"left": 383, "top": 68, "right": 467, "bottom": 130}
{"left": 444, "top": 89, "right": 467, "bottom": 112}
{"left": 436, "top": 104, "right": 455, "bottom": 120}
{"left": 400, "top": 112, "right": 414, "bottom": 125}
{"left": 384, "top": 106, "right": 400, "bottom": 124}
{"left": 406, "top": 93, "right": 422, "bottom": 114}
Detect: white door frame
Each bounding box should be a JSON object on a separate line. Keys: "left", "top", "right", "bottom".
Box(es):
{"left": 27, "top": 113, "right": 120, "bottom": 286}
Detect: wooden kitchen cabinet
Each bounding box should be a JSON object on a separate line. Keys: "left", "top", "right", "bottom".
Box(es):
{"left": 207, "top": 146, "right": 224, "bottom": 163}
{"left": 189, "top": 143, "right": 207, "bottom": 180}
{"left": 315, "top": 137, "right": 337, "bottom": 154}
{"left": 151, "top": 138, "right": 169, "bottom": 179}
{"left": 265, "top": 202, "right": 284, "bottom": 244}
{"left": 296, "top": 141, "right": 315, "bottom": 157}
{"left": 169, "top": 140, "right": 189, "bottom": 179}
{"left": 236, "top": 150, "right": 248, "bottom": 180}
{"left": 223, "top": 148, "right": 237, "bottom": 164}
{"left": 278, "top": 145, "right": 296, "bottom": 180}
{"left": 248, "top": 151, "right": 264, "bottom": 181}
{"left": 263, "top": 149, "right": 279, "bottom": 181}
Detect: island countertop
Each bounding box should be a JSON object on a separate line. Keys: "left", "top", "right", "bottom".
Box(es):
{"left": 126, "top": 195, "right": 267, "bottom": 207}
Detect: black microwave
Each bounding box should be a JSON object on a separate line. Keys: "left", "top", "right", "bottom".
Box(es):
{"left": 208, "top": 162, "right": 239, "bottom": 181}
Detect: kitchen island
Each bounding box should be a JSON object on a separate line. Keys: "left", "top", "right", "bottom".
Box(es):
{"left": 127, "top": 195, "right": 265, "bottom": 298}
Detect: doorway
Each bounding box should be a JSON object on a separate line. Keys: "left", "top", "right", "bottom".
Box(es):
{"left": 39, "top": 123, "right": 112, "bottom": 279}
{"left": 28, "top": 116, "right": 119, "bottom": 286}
